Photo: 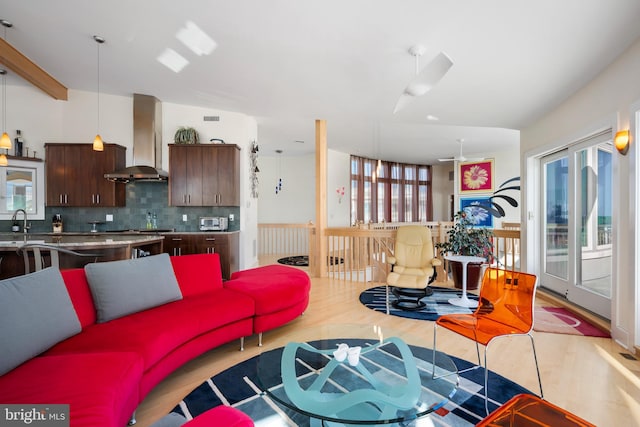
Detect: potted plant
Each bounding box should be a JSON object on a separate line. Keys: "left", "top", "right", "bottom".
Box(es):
{"left": 174, "top": 127, "right": 199, "bottom": 144}
{"left": 436, "top": 210, "right": 494, "bottom": 289}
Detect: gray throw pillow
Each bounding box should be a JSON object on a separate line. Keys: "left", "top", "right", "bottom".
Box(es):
{"left": 85, "top": 253, "right": 183, "bottom": 323}
{"left": 0, "top": 267, "right": 82, "bottom": 375}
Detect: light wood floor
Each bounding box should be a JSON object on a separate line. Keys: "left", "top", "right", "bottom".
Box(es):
{"left": 135, "top": 271, "right": 640, "bottom": 427}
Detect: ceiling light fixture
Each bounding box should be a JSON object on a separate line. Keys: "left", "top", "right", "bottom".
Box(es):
{"left": 0, "top": 20, "right": 13, "bottom": 166}
{"left": 92, "top": 35, "right": 105, "bottom": 151}
{"left": 614, "top": 130, "right": 630, "bottom": 155}
{"left": 176, "top": 21, "right": 217, "bottom": 56}
{"left": 157, "top": 48, "right": 189, "bottom": 73}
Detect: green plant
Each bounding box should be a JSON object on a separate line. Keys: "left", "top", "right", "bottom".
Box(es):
{"left": 436, "top": 210, "right": 494, "bottom": 261}
{"left": 174, "top": 127, "right": 199, "bottom": 144}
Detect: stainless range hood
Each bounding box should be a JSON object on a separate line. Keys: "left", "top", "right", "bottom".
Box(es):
{"left": 104, "top": 94, "right": 168, "bottom": 182}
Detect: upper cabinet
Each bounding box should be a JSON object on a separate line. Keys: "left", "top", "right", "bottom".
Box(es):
{"left": 169, "top": 144, "right": 240, "bottom": 207}
{"left": 45, "top": 143, "right": 126, "bottom": 207}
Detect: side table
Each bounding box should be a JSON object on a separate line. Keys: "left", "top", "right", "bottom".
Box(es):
{"left": 444, "top": 255, "right": 485, "bottom": 308}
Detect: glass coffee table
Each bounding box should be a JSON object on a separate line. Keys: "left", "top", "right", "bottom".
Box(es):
{"left": 256, "top": 324, "right": 459, "bottom": 426}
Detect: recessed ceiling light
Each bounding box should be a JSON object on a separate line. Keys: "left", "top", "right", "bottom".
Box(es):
{"left": 427, "top": 115, "right": 440, "bottom": 121}
{"left": 157, "top": 48, "right": 189, "bottom": 73}
{"left": 176, "top": 21, "right": 217, "bottom": 56}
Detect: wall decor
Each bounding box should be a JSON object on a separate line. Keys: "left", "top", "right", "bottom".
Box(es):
{"left": 459, "top": 159, "right": 494, "bottom": 193}
{"left": 336, "top": 186, "right": 345, "bottom": 203}
{"left": 250, "top": 141, "right": 259, "bottom": 198}
{"left": 275, "top": 149, "right": 283, "bottom": 195}
{"left": 460, "top": 197, "right": 493, "bottom": 228}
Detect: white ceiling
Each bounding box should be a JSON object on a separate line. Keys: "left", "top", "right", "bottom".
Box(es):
{"left": 2, "top": 0, "right": 640, "bottom": 163}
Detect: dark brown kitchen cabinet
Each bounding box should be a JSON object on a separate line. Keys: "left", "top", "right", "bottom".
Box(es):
{"left": 45, "top": 143, "right": 126, "bottom": 207}
{"left": 162, "top": 232, "right": 239, "bottom": 280}
{"left": 169, "top": 144, "right": 240, "bottom": 207}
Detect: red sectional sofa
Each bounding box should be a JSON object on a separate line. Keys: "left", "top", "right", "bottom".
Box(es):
{"left": 0, "top": 253, "right": 311, "bottom": 427}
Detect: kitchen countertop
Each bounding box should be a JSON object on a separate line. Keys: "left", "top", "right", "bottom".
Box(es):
{"left": 0, "top": 233, "right": 165, "bottom": 250}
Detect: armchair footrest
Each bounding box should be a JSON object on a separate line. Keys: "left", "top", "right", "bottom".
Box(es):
{"left": 391, "top": 286, "right": 433, "bottom": 311}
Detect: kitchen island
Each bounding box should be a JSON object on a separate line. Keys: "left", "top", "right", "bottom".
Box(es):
{"left": 0, "top": 233, "right": 164, "bottom": 279}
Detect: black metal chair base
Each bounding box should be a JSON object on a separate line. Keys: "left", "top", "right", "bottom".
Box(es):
{"left": 391, "top": 286, "right": 434, "bottom": 311}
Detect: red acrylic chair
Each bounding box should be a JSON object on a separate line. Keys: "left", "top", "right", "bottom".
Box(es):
{"left": 433, "top": 267, "right": 543, "bottom": 414}
{"left": 476, "top": 393, "right": 596, "bottom": 427}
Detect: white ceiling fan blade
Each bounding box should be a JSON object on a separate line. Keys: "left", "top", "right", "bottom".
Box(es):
{"left": 438, "top": 157, "right": 455, "bottom": 162}
{"left": 393, "top": 93, "right": 414, "bottom": 114}
{"left": 393, "top": 51, "right": 453, "bottom": 114}
{"left": 405, "top": 52, "right": 453, "bottom": 97}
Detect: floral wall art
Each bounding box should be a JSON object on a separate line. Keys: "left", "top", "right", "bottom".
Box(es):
{"left": 460, "top": 197, "right": 493, "bottom": 227}
{"left": 459, "top": 159, "right": 494, "bottom": 193}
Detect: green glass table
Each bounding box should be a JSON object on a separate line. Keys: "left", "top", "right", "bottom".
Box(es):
{"left": 256, "top": 324, "right": 459, "bottom": 426}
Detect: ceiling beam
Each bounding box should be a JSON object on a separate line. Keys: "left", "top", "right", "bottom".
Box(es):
{"left": 0, "top": 38, "right": 68, "bottom": 100}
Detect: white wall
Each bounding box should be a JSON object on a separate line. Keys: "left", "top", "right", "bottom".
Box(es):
{"left": 4, "top": 87, "right": 132, "bottom": 157}
{"left": 521, "top": 36, "right": 640, "bottom": 350}
{"left": 257, "top": 153, "right": 315, "bottom": 224}
{"left": 327, "top": 150, "right": 351, "bottom": 227}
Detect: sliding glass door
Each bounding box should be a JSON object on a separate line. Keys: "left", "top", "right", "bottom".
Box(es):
{"left": 540, "top": 133, "right": 612, "bottom": 318}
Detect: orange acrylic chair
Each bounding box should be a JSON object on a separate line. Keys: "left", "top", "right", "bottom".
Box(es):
{"left": 433, "top": 267, "right": 543, "bottom": 415}
{"left": 476, "top": 393, "right": 596, "bottom": 427}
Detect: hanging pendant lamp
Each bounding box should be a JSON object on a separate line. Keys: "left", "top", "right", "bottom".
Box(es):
{"left": 92, "top": 35, "right": 105, "bottom": 151}
{"left": 0, "top": 20, "right": 13, "bottom": 166}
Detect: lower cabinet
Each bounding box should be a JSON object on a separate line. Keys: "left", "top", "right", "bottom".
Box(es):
{"left": 162, "top": 232, "right": 239, "bottom": 280}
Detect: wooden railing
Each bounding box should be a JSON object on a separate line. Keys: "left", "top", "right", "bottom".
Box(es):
{"left": 258, "top": 221, "right": 521, "bottom": 283}
{"left": 257, "top": 223, "right": 315, "bottom": 257}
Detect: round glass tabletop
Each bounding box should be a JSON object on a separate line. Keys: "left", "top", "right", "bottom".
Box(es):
{"left": 256, "top": 324, "right": 459, "bottom": 426}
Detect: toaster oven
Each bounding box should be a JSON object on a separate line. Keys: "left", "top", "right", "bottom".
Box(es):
{"left": 199, "top": 216, "right": 228, "bottom": 231}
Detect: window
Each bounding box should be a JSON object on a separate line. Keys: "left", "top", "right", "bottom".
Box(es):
{"left": 0, "top": 159, "right": 45, "bottom": 220}
{"left": 350, "top": 155, "right": 432, "bottom": 224}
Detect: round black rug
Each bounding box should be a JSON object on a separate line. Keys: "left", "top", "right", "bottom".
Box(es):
{"left": 359, "top": 285, "right": 476, "bottom": 321}
{"left": 277, "top": 255, "right": 310, "bottom": 266}
{"left": 171, "top": 340, "right": 530, "bottom": 426}
{"left": 277, "top": 255, "right": 344, "bottom": 266}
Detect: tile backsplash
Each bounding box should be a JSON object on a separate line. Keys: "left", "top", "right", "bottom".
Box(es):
{"left": 3, "top": 181, "right": 240, "bottom": 233}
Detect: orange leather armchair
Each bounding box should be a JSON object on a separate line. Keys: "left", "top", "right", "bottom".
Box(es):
{"left": 433, "top": 267, "right": 543, "bottom": 415}
{"left": 386, "top": 226, "right": 441, "bottom": 314}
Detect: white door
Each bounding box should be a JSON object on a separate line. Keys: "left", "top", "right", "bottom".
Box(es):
{"left": 540, "top": 132, "right": 612, "bottom": 318}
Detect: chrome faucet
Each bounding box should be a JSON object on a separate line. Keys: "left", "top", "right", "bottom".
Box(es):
{"left": 11, "top": 209, "right": 30, "bottom": 233}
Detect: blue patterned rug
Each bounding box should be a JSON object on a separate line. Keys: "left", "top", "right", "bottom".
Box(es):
{"left": 359, "top": 286, "right": 477, "bottom": 321}
{"left": 171, "top": 340, "right": 529, "bottom": 426}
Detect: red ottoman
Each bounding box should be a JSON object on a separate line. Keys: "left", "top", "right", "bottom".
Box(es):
{"left": 183, "top": 406, "right": 253, "bottom": 427}
{"left": 225, "top": 265, "right": 311, "bottom": 346}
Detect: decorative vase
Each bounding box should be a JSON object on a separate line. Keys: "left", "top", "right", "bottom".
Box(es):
{"left": 450, "top": 260, "right": 484, "bottom": 290}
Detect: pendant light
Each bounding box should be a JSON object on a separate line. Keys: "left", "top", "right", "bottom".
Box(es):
{"left": 92, "top": 35, "right": 105, "bottom": 151}
{"left": 0, "top": 20, "right": 13, "bottom": 165}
